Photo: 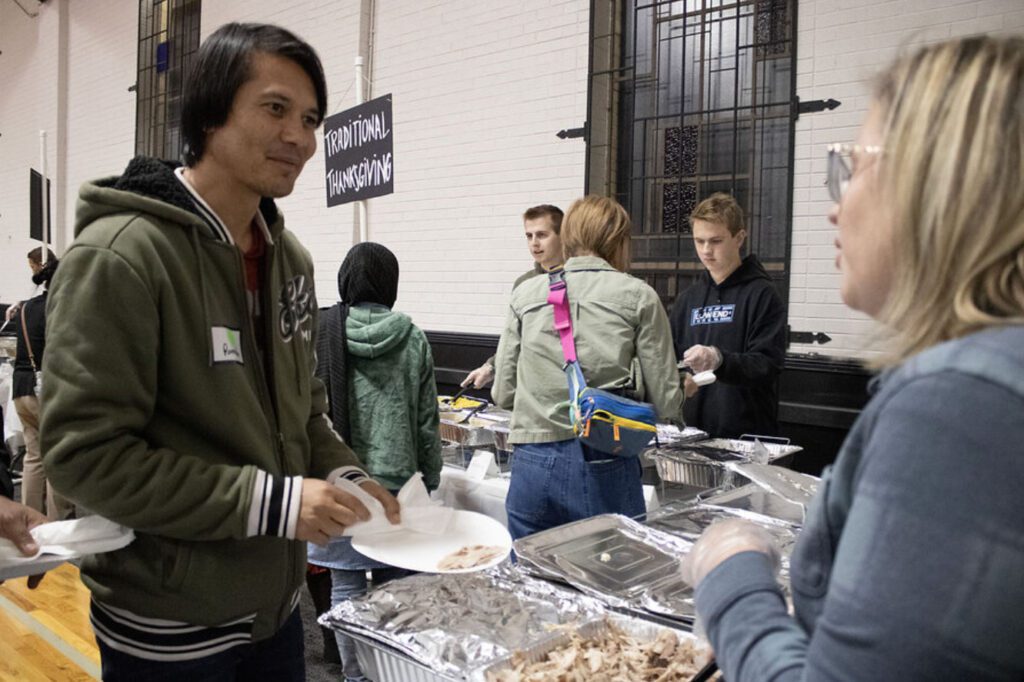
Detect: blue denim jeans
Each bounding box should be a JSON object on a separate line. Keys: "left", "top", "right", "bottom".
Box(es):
{"left": 96, "top": 608, "right": 304, "bottom": 682}
{"left": 505, "top": 439, "right": 645, "bottom": 541}
{"left": 330, "top": 566, "right": 410, "bottom": 681}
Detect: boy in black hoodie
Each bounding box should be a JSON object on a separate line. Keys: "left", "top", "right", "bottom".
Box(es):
{"left": 670, "top": 193, "right": 787, "bottom": 438}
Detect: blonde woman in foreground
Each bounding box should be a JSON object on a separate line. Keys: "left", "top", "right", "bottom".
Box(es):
{"left": 683, "top": 36, "right": 1024, "bottom": 680}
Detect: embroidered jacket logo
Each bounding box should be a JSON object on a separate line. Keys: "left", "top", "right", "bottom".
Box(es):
{"left": 279, "top": 275, "right": 314, "bottom": 342}
{"left": 691, "top": 304, "right": 736, "bottom": 326}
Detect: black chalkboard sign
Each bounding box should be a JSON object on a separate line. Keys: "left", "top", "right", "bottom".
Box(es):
{"left": 323, "top": 94, "right": 394, "bottom": 206}
{"left": 29, "top": 169, "right": 52, "bottom": 243}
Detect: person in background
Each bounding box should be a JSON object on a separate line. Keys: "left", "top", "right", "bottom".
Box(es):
{"left": 462, "top": 204, "right": 564, "bottom": 389}
{"left": 40, "top": 22, "right": 397, "bottom": 681}
{"left": 4, "top": 247, "right": 54, "bottom": 322}
{"left": 669, "top": 193, "right": 787, "bottom": 438}
{"left": 12, "top": 248, "right": 72, "bottom": 520}
{"left": 307, "top": 242, "right": 442, "bottom": 682}
{"left": 683, "top": 36, "right": 1024, "bottom": 680}
{"left": 493, "top": 195, "right": 683, "bottom": 540}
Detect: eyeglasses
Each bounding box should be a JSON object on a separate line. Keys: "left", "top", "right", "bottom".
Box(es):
{"left": 826, "top": 143, "right": 883, "bottom": 203}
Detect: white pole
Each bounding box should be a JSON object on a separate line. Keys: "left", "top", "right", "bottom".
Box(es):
{"left": 39, "top": 130, "right": 49, "bottom": 265}
{"left": 355, "top": 56, "right": 367, "bottom": 243}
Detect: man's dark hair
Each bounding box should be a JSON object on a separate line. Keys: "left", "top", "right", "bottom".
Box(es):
{"left": 181, "top": 22, "right": 328, "bottom": 166}
{"left": 522, "top": 204, "right": 564, "bottom": 234}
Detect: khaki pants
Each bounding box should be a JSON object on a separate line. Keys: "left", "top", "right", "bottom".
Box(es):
{"left": 14, "top": 395, "right": 73, "bottom": 520}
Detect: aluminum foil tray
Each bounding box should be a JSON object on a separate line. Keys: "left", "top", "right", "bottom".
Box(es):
{"left": 473, "top": 614, "right": 712, "bottom": 681}
{"left": 646, "top": 500, "right": 803, "bottom": 588}
{"left": 440, "top": 418, "right": 496, "bottom": 447}
{"left": 726, "top": 461, "right": 819, "bottom": 509}
{"left": 320, "top": 564, "right": 606, "bottom": 679}
{"left": 697, "top": 463, "right": 821, "bottom": 525}
{"left": 702, "top": 485, "right": 806, "bottom": 525}
{"left": 649, "top": 423, "right": 708, "bottom": 446}
{"left": 699, "top": 438, "right": 802, "bottom": 459}
{"left": 351, "top": 633, "right": 458, "bottom": 682}
{"left": 514, "top": 514, "right": 696, "bottom": 623}
{"left": 652, "top": 453, "right": 734, "bottom": 490}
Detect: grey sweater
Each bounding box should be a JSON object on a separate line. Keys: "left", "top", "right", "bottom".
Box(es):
{"left": 696, "top": 325, "right": 1024, "bottom": 681}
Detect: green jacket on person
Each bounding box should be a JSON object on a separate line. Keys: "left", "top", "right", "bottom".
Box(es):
{"left": 492, "top": 255, "right": 684, "bottom": 444}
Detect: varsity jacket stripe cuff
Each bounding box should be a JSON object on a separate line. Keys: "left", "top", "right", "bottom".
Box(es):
{"left": 246, "top": 471, "right": 303, "bottom": 539}
{"left": 326, "top": 466, "right": 370, "bottom": 487}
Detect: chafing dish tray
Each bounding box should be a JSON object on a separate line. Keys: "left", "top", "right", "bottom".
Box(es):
{"left": 646, "top": 500, "right": 804, "bottom": 588}
{"left": 321, "top": 563, "right": 605, "bottom": 679}
{"left": 514, "top": 514, "right": 696, "bottom": 623}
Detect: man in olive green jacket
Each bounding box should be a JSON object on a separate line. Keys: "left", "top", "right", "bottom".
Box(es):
{"left": 40, "top": 23, "right": 397, "bottom": 680}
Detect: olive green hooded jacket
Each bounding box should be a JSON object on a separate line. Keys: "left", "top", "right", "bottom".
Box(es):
{"left": 41, "top": 157, "right": 363, "bottom": 642}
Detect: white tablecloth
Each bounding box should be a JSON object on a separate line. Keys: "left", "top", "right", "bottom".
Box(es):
{"left": 432, "top": 464, "right": 660, "bottom": 528}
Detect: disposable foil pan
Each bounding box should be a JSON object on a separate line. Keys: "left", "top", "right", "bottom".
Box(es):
{"left": 701, "top": 484, "right": 807, "bottom": 525}
{"left": 440, "top": 418, "right": 496, "bottom": 447}
{"left": 698, "top": 438, "right": 802, "bottom": 460}
{"left": 351, "top": 633, "right": 458, "bottom": 682}
{"left": 320, "top": 563, "right": 605, "bottom": 679}
{"left": 700, "top": 465, "right": 821, "bottom": 525}
{"left": 514, "top": 514, "right": 696, "bottom": 623}
{"left": 649, "top": 424, "right": 709, "bottom": 446}
{"left": 646, "top": 500, "right": 803, "bottom": 588}
{"left": 726, "top": 461, "right": 819, "bottom": 510}
{"left": 473, "top": 614, "right": 712, "bottom": 681}
{"left": 652, "top": 453, "right": 735, "bottom": 489}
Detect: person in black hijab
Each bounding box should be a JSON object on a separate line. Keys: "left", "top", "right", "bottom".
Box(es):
{"left": 306, "top": 242, "right": 441, "bottom": 679}
{"left": 316, "top": 241, "right": 399, "bottom": 443}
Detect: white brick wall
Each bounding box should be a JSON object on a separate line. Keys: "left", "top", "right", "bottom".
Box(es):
{"left": 0, "top": 0, "right": 135, "bottom": 306}
{"left": 0, "top": 1, "right": 61, "bottom": 303}
{"left": 63, "top": 0, "right": 137, "bottom": 237}
{"left": 206, "top": 0, "right": 590, "bottom": 333}
{"left": 4, "top": 1, "right": 1020, "bottom": 359}
{"left": 789, "top": 0, "right": 1024, "bottom": 359}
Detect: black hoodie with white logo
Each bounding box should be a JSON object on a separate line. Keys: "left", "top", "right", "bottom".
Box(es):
{"left": 669, "top": 254, "right": 787, "bottom": 438}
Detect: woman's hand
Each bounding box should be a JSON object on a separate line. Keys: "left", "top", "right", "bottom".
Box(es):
{"left": 681, "top": 519, "right": 780, "bottom": 589}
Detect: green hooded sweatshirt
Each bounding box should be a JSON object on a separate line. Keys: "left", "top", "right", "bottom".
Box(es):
{"left": 40, "top": 157, "right": 364, "bottom": 644}
{"left": 333, "top": 304, "right": 442, "bottom": 490}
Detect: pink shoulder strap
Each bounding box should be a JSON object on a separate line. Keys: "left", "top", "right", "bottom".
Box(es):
{"left": 547, "top": 271, "right": 577, "bottom": 363}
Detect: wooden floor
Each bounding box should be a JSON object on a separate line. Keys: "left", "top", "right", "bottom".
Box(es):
{"left": 0, "top": 564, "right": 101, "bottom": 681}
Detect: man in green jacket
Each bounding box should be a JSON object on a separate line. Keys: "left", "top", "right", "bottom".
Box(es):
{"left": 462, "top": 204, "right": 564, "bottom": 389}
{"left": 40, "top": 23, "right": 398, "bottom": 681}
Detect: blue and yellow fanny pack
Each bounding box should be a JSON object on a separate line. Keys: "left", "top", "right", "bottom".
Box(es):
{"left": 549, "top": 271, "right": 657, "bottom": 458}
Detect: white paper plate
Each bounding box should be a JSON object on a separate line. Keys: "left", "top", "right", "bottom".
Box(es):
{"left": 351, "top": 509, "right": 512, "bottom": 574}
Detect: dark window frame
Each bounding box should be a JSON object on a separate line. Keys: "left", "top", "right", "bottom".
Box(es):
{"left": 586, "top": 0, "right": 797, "bottom": 311}
{"left": 134, "top": 0, "right": 202, "bottom": 161}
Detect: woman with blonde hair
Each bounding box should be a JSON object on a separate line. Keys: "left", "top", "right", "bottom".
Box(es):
{"left": 493, "top": 195, "right": 683, "bottom": 540}
{"left": 682, "top": 36, "right": 1024, "bottom": 680}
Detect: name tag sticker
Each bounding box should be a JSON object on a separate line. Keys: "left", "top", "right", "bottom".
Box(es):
{"left": 212, "top": 326, "right": 244, "bottom": 364}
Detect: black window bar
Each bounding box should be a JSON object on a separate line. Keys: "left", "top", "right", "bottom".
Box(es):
{"left": 605, "top": 0, "right": 797, "bottom": 310}
{"left": 134, "top": 0, "right": 202, "bottom": 161}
